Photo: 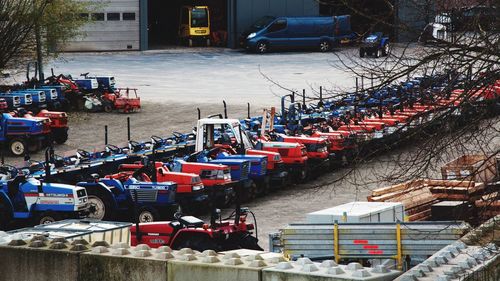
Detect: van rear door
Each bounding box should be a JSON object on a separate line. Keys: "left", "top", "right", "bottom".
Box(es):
{"left": 265, "top": 19, "right": 288, "bottom": 47}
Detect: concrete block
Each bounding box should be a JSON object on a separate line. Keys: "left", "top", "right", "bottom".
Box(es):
{"left": 168, "top": 248, "right": 268, "bottom": 281}
{"left": 0, "top": 238, "right": 83, "bottom": 281}
{"left": 263, "top": 260, "right": 401, "bottom": 281}
{"left": 80, "top": 244, "right": 168, "bottom": 281}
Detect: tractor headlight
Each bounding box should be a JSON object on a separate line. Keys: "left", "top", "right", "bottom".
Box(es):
{"left": 192, "top": 185, "right": 204, "bottom": 191}
{"left": 247, "top": 32, "right": 256, "bottom": 39}
{"left": 273, "top": 154, "right": 282, "bottom": 161}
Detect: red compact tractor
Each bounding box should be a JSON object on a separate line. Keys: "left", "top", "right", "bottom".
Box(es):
{"left": 131, "top": 207, "right": 262, "bottom": 252}
{"left": 35, "top": 110, "right": 69, "bottom": 144}
{"left": 102, "top": 88, "right": 141, "bottom": 113}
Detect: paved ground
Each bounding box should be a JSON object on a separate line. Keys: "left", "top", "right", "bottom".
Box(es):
{"left": 49, "top": 47, "right": 361, "bottom": 108}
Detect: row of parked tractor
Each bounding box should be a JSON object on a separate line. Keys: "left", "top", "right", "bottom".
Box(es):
{"left": 0, "top": 70, "right": 498, "bottom": 230}
{"left": 0, "top": 66, "right": 141, "bottom": 156}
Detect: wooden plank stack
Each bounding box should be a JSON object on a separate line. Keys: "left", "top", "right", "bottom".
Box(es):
{"left": 426, "top": 179, "right": 485, "bottom": 201}
{"left": 441, "top": 154, "right": 498, "bottom": 183}
{"left": 367, "top": 179, "right": 438, "bottom": 221}
{"left": 475, "top": 191, "right": 500, "bottom": 220}
{"left": 368, "top": 179, "right": 488, "bottom": 221}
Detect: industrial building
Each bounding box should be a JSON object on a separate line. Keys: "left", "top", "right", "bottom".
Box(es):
{"left": 63, "top": 0, "right": 439, "bottom": 52}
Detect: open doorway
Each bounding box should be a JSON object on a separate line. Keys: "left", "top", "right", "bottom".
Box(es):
{"left": 147, "top": 0, "right": 228, "bottom": 49}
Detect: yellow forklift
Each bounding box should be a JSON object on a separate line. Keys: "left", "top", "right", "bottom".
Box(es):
{"left": 179, "top": 6, "right": 211, "bottom": 47}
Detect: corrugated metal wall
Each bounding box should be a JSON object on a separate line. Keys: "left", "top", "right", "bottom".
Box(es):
{"left": 62, "top": 0, "right": 140, "bottom": 51}
{"left": 236, "top": 0, "right": 319, "bottom": 35}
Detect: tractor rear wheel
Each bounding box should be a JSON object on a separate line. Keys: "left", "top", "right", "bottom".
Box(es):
{"left": 171, "top": 233, "right": 219, "bottom": 252}
{"left": 9, "top": 138, "right": 26, "bottom": 156}
{"left": 35, "top": 211, "right": 59, "bottom": 225}
{"left": 237, "top": 233, "right": 263, "bottom": 250}
{"left": 136, "top": 207, "right": 160, "bottom": 223}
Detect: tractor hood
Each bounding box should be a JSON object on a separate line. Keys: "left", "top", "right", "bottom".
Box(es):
{"left": 3, "top": 113, "right": 45, "bottom": 134}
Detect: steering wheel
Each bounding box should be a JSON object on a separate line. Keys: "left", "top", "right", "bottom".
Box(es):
{"left": 106, "top": 144, "right": 122, "bottom": 154}
{"left": 76, "top": 149, "right": 91, "bottom": 159}
{"left": 0, "top": 164, "right": 18, "bottom": 178}
{"left": 206, "top": 147, "right": 224, "bottom": 159}
{"left": 174, "top": 211, "right": 183, "bottom": 220}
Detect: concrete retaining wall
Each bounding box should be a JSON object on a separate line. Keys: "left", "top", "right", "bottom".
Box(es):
{"left": 0, "top": 237, "right": 400, "bottom": 281}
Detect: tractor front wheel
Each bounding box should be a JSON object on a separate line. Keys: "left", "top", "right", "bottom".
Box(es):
{"left": 136, "top": 207, "right": 160, "bottom": 223}
{"left": 35, "top": 211, "right": 59, "bottom": 225}
{"left": 9, "top": 138, "right": 26, "bottom": 156}
{"left": 86, "top": 190, "right": 113, "bottom": 220}
{"left": 53, "top": 129, "right": 69, "bottom": 144}
{"left": 359, "top": 48, "right": 365, "bottom": 57}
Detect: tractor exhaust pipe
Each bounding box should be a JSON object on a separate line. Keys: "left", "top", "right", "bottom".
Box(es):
{"left": 44, "top": 145, "right": 53, "bottom": 182}
{"left": 247, "top": 103, "right": 250, "bottom": 119}
{"left": 319, "top": 86, "right": 323, "bottom": 103}
{"left": 127, "top": 117, "right": 131, "bottom": 141}
{"left": 223, "top": 100, "right": 228, "bottom": 118}
{"left": 302, "top": 89, "right": 306, "bottom": 110}
{"left": 197, "top": 108, "right": 201, "bottom": 120}
{"left": 104, "top": 125, "right": 108, "bottom": 145}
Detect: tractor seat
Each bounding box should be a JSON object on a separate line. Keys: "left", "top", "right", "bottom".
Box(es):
{"left": 7, "top": 175, "right": 26, "bottom": 200}
{"left": 178, "top": 216, "right": 204, "bottom": 228}
{"left": 169, "top": 221, "right": 182, "bottom": 233}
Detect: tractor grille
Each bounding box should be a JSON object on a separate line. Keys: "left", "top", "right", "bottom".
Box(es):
{"left": 129, "top": 189, "right": 158, "bottom": 202}
{"left": 240, "top": 162, "right": 249, "bottom": 180}
{"left": 261, "top": 159, "right": 267, "bottom": 175}
{"left": 24, "top": 94, "right": 32, "bottom": 105}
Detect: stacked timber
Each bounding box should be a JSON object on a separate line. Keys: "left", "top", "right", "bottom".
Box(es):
{"left": 441, "top": 154, "right": 498, "bottom": 183}
{"left": 426, "top": 179, "right": 485, "bottom": 201}
{"left": 368, "top": 179, "right": 489, "bottom": 221}
{"left": 475, "top": 191, "right": 500, "bottom": 220}
{"left": 367, "top": 180, "right": 438, "bottom": 221}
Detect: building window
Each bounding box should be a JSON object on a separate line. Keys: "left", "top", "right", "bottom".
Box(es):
{"left": 107, "top": 13, "right": 120, "bottom": 21}
{"left": 123, "top": 12, "right": 136, "bottom": 21}
{"left": 79, "top": 13, "right": 89, "bottom": 20}
{"left": 91, "top": 13, "right": 105, "bottom": 21}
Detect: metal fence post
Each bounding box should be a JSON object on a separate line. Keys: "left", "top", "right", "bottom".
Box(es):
{"left": 396, "top": 223, "right": 402, "bottom": 270}
{"left": 334, "top": 222, "right": 339, "bottom": 263}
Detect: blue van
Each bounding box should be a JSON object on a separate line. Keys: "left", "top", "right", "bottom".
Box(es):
{"left": 244, "top": 15, "right": 355, "bottom": 53}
